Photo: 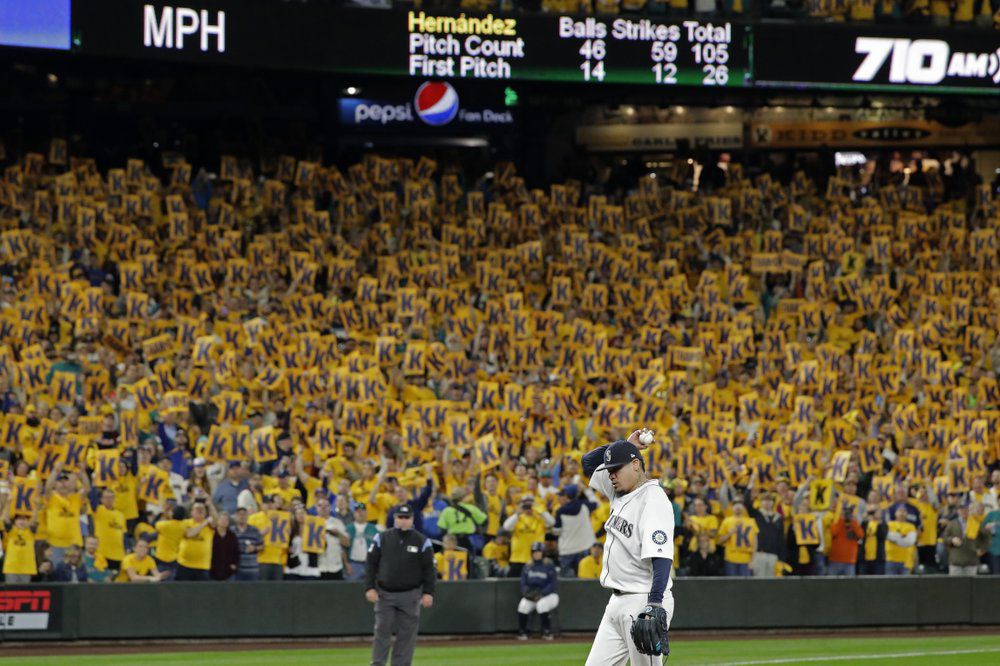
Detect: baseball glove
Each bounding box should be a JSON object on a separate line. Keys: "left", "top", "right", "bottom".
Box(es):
{"left": 630, "top": 604, "right": 669, "bottom": 657}
{"left": 524, "top": 589, "right": 542, "bottom": 602}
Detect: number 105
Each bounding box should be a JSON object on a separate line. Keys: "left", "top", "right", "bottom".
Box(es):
{"left": 691, "top": 43, "right": 728, "bottom": 64}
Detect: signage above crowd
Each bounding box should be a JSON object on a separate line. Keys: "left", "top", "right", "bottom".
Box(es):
{"left": 7, "top": 1, "right": 1000, "bottom": 96}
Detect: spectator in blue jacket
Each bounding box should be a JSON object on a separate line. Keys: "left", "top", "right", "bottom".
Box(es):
{"left": 517, "top": 542, "right": 559, "bottom": 641}
{"left": 213, "top": 462, "right": 249, "bottom": 515}
{"left": 386, "top": 472, "right": 435, "bottom": 533}
{"left": 54, "top": 545, "right": 88, "bottom": 583}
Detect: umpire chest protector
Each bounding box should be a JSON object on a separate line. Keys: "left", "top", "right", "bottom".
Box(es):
{"left": 373, "top": 528, "right": 430, "bottom": 592}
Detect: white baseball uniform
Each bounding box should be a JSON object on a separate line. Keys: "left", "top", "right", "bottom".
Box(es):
{"left": 585, "top": 463, "right": 675, "bottom": 666}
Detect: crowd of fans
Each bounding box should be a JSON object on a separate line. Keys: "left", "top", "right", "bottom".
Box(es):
{"left": 346, "top": 0, "right": 1000, "bottom": 29}
{"left": 0, "top": 136, "right": 998, "bottom": 586}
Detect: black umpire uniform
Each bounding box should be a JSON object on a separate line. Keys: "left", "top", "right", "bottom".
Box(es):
{"left": 365, "top": 504, "right": 435, "bottom": 666}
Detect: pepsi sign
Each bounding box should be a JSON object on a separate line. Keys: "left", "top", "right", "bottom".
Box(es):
{"left": 339, "top": 82, "right": 513, "bottom": 128}
{"left": 414, "top": 82, "right": 460, "bottom": 126}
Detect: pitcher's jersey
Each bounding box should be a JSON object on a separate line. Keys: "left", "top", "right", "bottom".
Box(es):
{"left": 589, "top": 472, "right": 675, "bottom": 594}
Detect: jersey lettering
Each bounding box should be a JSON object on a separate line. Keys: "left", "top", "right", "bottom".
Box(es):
{"left": 605, "top": 514, "right": 634, "bottom": 538}
{"left": 589, "top": 471, "right": 675, "bottom": 595}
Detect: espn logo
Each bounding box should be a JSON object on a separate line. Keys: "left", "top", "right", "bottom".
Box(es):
{"left": 0, "top": 590, "right": 52, "bottom": 630}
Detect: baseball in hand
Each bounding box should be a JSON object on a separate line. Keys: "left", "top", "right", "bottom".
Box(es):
{"left": 639, "top": 431, "right": 654, "bottom": 445}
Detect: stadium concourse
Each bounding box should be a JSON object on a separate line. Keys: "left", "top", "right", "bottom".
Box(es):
{"left": 0, "top": 137, "right": 999, "bottom": 588}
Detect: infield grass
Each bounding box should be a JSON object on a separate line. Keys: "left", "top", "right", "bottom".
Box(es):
{"left": 3, "top": 634, "right": 1000, "bottom": 665}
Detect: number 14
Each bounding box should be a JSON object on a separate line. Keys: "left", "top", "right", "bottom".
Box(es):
{"left": 581, "top": 60, "right": 605, "bottom": 81}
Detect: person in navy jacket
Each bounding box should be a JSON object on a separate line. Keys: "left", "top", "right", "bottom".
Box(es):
{"left": 517, "top": 542, "right": 559, "bottom": 640}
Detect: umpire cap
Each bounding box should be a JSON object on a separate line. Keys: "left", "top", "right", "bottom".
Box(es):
{"left": 595, "top": 440, "right": 641, "bottom": 472}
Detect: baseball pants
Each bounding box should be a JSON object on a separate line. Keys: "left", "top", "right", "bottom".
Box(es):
{"left": 517, "top": 593, "right": 559, "bottom": 615}
{"left": 585, "top": 590, "right": 674, "bottom": 666}
{"left": 371, "top": 587, "right": 422, "bottom": 666}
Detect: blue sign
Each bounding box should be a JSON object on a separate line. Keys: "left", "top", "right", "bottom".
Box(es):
{"left": 0, "top": 0, "right": 71, "bottom": 50}
{"left": 339, "top": 82, "right": 514, "bottom": 128}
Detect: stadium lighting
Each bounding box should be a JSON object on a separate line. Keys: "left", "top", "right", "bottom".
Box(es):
{"left": 344, "top": 86, "right": 360, "bottom": 96}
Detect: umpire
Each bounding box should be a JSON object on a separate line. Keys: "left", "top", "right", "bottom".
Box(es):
{"left": 365, "top": 504, "right": 435, "bottom": 666}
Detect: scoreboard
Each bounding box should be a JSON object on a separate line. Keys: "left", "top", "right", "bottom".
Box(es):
{"left": 400, "top": 12, "right": 749, "bottom": 87}
{"left": 52, "top": 1, "right": 1000, "bottom": 96}
{"left": 69, "top": 1, "right": 749, "bottom": 88}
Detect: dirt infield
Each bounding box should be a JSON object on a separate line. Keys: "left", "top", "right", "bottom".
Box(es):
{"left": 3, "top": 626, "right": 998, "bottom": 657}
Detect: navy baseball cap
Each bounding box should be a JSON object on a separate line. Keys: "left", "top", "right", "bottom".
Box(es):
{"left": 595, "top": 440, "right": 641, "bottom": 472}
{"left": 396, "top": 505, "right": 414, "bottom": 518}
{"left": 531, "top": 542, "right": 545, "bottom": 553}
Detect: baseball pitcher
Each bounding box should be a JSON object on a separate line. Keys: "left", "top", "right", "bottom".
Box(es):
{"left": 582, "top": 429, "right": 674, "bottom": 665}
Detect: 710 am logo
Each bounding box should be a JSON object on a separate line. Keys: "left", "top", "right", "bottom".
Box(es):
{"left": 853, "top": 37, "right": 1000, "bottom": 85}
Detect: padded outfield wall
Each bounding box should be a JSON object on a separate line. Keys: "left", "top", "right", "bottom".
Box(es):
{"left": 2, "top": 577, "right": 998, "bottom": 641}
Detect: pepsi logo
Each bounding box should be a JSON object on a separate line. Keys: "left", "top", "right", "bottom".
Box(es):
{"left": 414, "top": 81, "right": 459, "bottom": 126}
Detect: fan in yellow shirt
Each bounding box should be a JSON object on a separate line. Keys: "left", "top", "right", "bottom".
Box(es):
{"left": 717, "top": 502, "right": 759, "bottom": 576}
{"left": 477, "top": 473, "right": 507, "bottom": 536}
{"left": 885, "top": 506, "right": 917, "bottom": 575}
{"left": 271, "top": 470, "right": 303, "bottom": 507}
{"left": 436, "top": 535, "right": 469, "bottom": 581}
{"left": 577, "top": 542, "right": 604, "bottom": 579}
{"left": 93, "top": 489, "right": 127, "bottom": 568}
{"left": 482, "top": 531, "right": 511, "bottom": 576}
{"left": 323, "top": 442, "right": 361, "bottom": 483}
{"left": 366, "top": 467, "right": 399, "bottom": 528}
{"left": 910, "top": 486, "right": 939, "bottom": 569}
{"left": 249, "top": 495, "right": 289, "bottom": 580}
{"left": 155, "top": 505, "right": 186, "bottom": 578}
{"left": 44, "top": 464, "right": 89, "bottom": 550}
{"left": 291, "top": 458, "right": 327, "bottom": 510}
{"left": 2, "top": 509, "right": 38, "bottom": 582}
{"left": 500, "top": 460, "right": 530, "bottom": 496}
{"left": 176, "top": 501, "right": 215, "bottom": 581}
{"left": 350, "top": 461, "right": 378, "bottom": 504}
{"left": 117, "top": 540, "right": 168, "bottom": 582}
{"left": 502, "top": 496, "right": 554, "bottom": 575}
{"left": 685, "top": 497, "right": 720, "bottom": 551}
{"left": 111, "top": 462, "right": 140, "bottom": 523}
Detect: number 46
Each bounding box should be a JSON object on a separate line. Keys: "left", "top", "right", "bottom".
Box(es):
{"left": 579, "top": 40, "right": 606, "bottom": 60}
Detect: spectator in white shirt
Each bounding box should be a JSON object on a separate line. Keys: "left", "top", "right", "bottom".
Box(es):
{"left": 285, "top": 506, "right": 320, "bottom": 581}
{"left": 316, "top": 497, "right": 350, "bottom": 580}
{"left": 552, "top": 485, "right": 598, "bottom": 577}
